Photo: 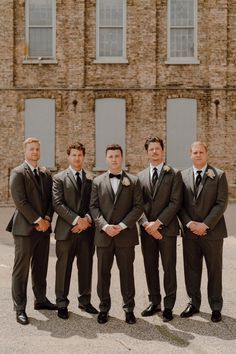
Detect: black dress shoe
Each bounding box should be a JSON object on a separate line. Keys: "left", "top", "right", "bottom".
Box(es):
{"left": 141, "top": 304, "right": 161, "bottom": 317}
{"left": 162, "top": 308, "right": 173, "bottom": 322}
{"left": 79, "top": 303, "right": 98, "bottom": 314}
{"left": 34, "top": 299, "right": 57, "bottom": 310}
{"left": 57, "top": 307, "right": 69, "bottom": 320}
{"left": 125, "top": 312, "right": 136, "bottom": 324}
{"left": 97, "top": 312, "right": 108, "bottom": 324}
{"left": 16, "top": 311, "right": 29, "bottom": 325}
{"left": 211, "top": 311, "right": 222, "bottom": 323}
{"left": 180, "top": 304, "right": 199, "bottom": 318}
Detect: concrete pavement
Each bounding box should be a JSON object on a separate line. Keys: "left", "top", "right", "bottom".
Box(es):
{"left": 0, "top": 206, "right": 236, "bottom": 354}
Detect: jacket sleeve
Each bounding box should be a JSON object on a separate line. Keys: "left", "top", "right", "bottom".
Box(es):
{"left": 158, "top": 171, "right": 183, "bottom": 225}
{"left": 10, "top": 170, "right": 40, "bottom": 223}
{"left": 89, "top": 180, "right": 109, "bottom": 231}
{"left": 120, "top": 179, "right": 144, "bottom": 228}
{"left": 203, "top": 172, "right": 228, "bottom": 229}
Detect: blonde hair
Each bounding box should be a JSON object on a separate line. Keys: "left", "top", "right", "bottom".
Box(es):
{"left": 23, "top": 137, "right": 40, "bottom": 150}
{"left": 190, "top": 141, "right": 208, "bottom": 152}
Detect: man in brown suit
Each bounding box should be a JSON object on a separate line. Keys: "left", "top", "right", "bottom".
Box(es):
{"left": 53, "top": 143, "right": 97, "bottom": 320}
{"left": 179, "top": 141, "right": 228, "bottom": 322}
{"left": 90, "top": 144, "right": 143, "bottom": 324}
{"left": 7, "top": 137, "right": 56, "bottom": 325}
{"left": 138, "top": 136, "right": 182, "bottom": 322}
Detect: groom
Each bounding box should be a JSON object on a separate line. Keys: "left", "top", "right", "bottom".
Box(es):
{"left": 90, "top": 144, "right": 143, "bottom": 324}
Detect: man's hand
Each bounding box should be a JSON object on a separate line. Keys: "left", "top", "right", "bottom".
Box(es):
{"left": 71, "top": 217, "right": 91, "bottom": 233}
{"left": 145, "top": 224, "right": 163, "bottom": 240}
{"left": 105, "top": 225, "right": 122, "bottom": 237}
{"left": 145, "top": 220, "right": 162, "bottom": 233}
{"left": 189, "top": 221, "right": 208, "bottom": 236}
{"left": 35, "top": 219, "right": 50, "bottom": 232}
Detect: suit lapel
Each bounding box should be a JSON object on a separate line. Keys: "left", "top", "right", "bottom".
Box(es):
{"left": 67, "top": 168, "right": 79, "bottom": 192}
{"left": 187, "top": 168, "right": 195, "bottom": 197}
{"left": 196, "top": 166, "right": 208, "bottom": 199}
{"left": 104, "top": 172, "right": 115, "bottom": 202}
{"left": 24, "top": 162, "right": 42, "bottom": 194}
{"left": 153, "top": 167, "right": 165, "bottom": 199}
{"left": 113, "top": 172, "right": 125, "bottom": 205}
{"left": 143, "top": 168, "right": 153, "bottom": 198}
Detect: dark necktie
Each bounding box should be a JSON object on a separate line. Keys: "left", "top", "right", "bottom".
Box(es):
{"left": 33, "top": 168, "right": 41, "bottom": 186}
{"left": 109, "top": 173, "right": 121, "bottom": 179}
{"left": 152, "top": 167, "right": 158, "bottom": 187}
{"left": 75, "top": 172, "right": 82, "bottom": 190}
{"left": 195, "top": 170, "right": 202, "bottom": 189}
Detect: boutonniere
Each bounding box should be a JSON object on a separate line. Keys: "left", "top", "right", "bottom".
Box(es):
{"left": 85, "top": 172, "right": 94, "bottom": 181}
{"left": 122, "top": 177, "right": 130, "bottom": 186}
{"left": 39, "top": 166, "right": 47, "bottom": 173}
{"left": 163, "top": 165, "right": 171, "bottom": 173}
{"left": 206, "top": 169, "right": 215, "bottom": 179}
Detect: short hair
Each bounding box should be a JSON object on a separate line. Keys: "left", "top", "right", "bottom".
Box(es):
{"left": 23, "top": 137, "right": 40, "bottom": 150}
{"left": 190, "top": 141, "right": 208, "bottom": 152}
{"left": 144, "top": 136, "right": 164, "bottom": 151}
{"left": 67, "top": 142, "right": 86, "bottom": 156}
{"left": 105, "top": 144, "right": 123, "bottom": 156}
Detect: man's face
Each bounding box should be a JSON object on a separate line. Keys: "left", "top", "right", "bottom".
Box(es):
{"left": 68, "top": 149, "right": 85, "bottom": 171}
{"left": 24, "top": 142, "right": 40, "bottom": 164}
{"left": 147, "top": 142, "right": 164, "bottom": 165}
{"left": 106, "top": 149, "right": 123, "bottom": 173}
{"left": 190, "top": 143, "right": 208, "bottom": 168}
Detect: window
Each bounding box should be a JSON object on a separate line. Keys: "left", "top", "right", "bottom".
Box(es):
{"left": 167, "top": 0, "right": 199, "bottom": 64}
{"left": 95, "top": 0, "right": 127, "bottom": 63}
{"left": 25, "top": 0, "right": 56, "bottom": 60}
{"left": 25, "top": 99, "right": 56, "bottom": 168}
{"left": 166, "top": 98, "right": 197, "bottom": 169}
{"left": 94, "top": 98, "right": 126, "bottom": 170}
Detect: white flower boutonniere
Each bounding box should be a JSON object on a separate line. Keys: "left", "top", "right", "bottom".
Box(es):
{"left": 40, "top": 166, "right": 47, "bottom": 173}
{"left": 206, "top": 169, "right": 215, "bottom": 179}
{"left": 122, "top": 177, "right": 130, "bottom": 186}
{"left": 163, "top": 165, "right": 171, "bottom": 173}
{"left": 85, "top": 172, "right": 94, "bottom": 181}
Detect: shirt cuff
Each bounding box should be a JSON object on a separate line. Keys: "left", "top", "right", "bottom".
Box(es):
{"left": 142, "top": 221, "right": 148, "bottom": 227}
{"left": 34, "top": 217, "right": 42, "bottom": 224}
{"left": 85, "top": 214, "right": 92, "bottom": 223}
{"left": 119, "top": 222, "right": 127, "bottom": 230}
{"left": 72, "top": 216, "right": 80, "bottom": 226}
{"left": 186, "top": 221, "right": 193, "bottom": 228}
{"left": 102, "top": 224, "right": 109, "bottom": 232}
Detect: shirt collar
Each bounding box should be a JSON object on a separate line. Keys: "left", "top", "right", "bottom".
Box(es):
{"left": 69, "top": 166, "right": 83, "bottom": 178}
{"left": 108, "top": 170, "right": 122, "bottom": 176}
{"left": 25, "top": 160, "right": 38, "bottom": 173}
{"left": 193, "top": 164, "right": 207, "bottom": 175}
{"left": 150, "top": 162, "right": 164, "bottom": 174}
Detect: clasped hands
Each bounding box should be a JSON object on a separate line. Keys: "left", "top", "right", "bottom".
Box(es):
{"left": 71, "top": 217, "right": 92, "bottom": 233}
{"left": 105, "top": 225, "right": 123, "bottom": 237}
{"left": 188, "top": 221, "right": 208, "bottom": 236}
{"left": 35, "top": 218, "right": 50, "bottom": 232}
{"left": 144, "top": 220, "right": 163, "bottom": 240}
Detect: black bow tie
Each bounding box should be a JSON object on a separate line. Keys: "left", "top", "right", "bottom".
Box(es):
{"left": 109, "top": 173, "right": 121, "bottom": 179}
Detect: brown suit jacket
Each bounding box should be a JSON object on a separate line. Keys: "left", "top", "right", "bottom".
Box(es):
{"left": 178, "top": 165, "right": 228, "bottom": 240}
{"left": 90, "top": 171, "right": 143, "bottom": 247}
{"left": 6, "top": 162, "right": 53, "bottom": 236}
{"left": 138, "top": 165, "right": 183, "bottom": 237}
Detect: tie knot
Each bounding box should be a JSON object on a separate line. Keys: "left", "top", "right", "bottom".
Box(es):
{"left": 197, "top": 170, "right": 202, "bottom": 175}
{"left": 109, "top": 173, "right": 121, "bottom": 179}
{"left": 33, "top": 168, "right": 38, "bottom": 175}
{"left": 76, "top": 172, "right": 80, "bottom": 177}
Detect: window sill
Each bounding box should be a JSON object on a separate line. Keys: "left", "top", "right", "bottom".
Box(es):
{"left": 165, "top": 58, "right": 200, "bottom": 65}
{"left": 22, "top": 59, "right": 58, "bottom": 65}
{"left": 93, "top": 58, "right": 128, "bottom": 64}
